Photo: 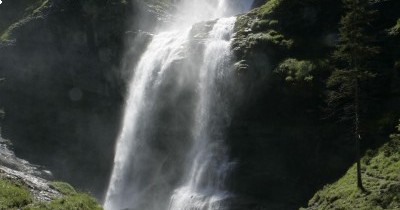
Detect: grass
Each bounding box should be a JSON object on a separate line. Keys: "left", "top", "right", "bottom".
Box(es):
{"left": 0, "top": 179, "right": 33, "bottom": 209}
{"left": 0, "top": 179, "right": 102, "bottom": 210}
{"left": 302, "top": 123, "right": 400, "bottom": 210}
{"left": 50, "top": 182, "right": 77, "bottom": 195}
{"left": 24, "top": 194, "right": 102, "bottom": 210}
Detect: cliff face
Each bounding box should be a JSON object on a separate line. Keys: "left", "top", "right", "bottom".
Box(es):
{"left": 0, "top": 134, "right": 101, "bottom": 209}
{"left": 0, "top": 0, "right": 400, "bottom": 209}
{"left": 0, "top": 0, "right": 182, "bottom": 198}
{"left": 224, "top": 0, "right": 400, "bottom": 209}
{"left": 0, "top": 0, "right": 131, "bottom": 197}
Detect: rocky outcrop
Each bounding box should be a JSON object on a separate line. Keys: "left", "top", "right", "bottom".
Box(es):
{"left": 0, "top": 167, "right": 61, "bottom": 202}
{"left": 0, "top": 136, "right": 52, "bottom": 179}
{"left": 0, "top": 134, "right": 60, "bottom": 202}
{"left": 0, "top": 133, "right": 102, "bottom": 209}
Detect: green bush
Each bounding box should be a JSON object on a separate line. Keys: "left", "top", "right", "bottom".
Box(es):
{"left": 0, "top": 178, "right": 102, "bottom": 210}
{"left": 275, "top": 58, "right": 315, "bottom": 82}
{"left": 0, "top": 179, "right": 33, "bottom": 209}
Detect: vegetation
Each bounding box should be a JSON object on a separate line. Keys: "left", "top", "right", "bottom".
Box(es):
{"left": 274, "top": 58, "right": 316, "bottom": 82}
{"left": 0, "top": 179, "right": 32, "bottom": 209}
{"left": 326, "top": 0, "right": 379, "bottom": 190}
{"left": 1, "top": 0, "right": 400, "bottom": 209}
{"left": 233, "top": 0, "right": 293, "bottom": 71}
{"left": 24, "top": 194, "right": 102, "bottom": 210}
{"left": 303, "top": 121, "right": 400, "bottom": 209}
{"left": 388, "top": 18, "right": 400, "bottom": 36}
{"left": 231, "top": 0, "right": 400, "bottom": 208}
{"left": 50, "top": 182, "right": 77, "bottom": 195}
{"left": 0, "top": 179, "right": 102, "bottom": 210}
{"left": 0, "top": 0, "right": 51, "bottom": 42}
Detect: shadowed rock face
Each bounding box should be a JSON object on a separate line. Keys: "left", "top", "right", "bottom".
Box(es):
{"left": 1, "top": 0, "right": 399, "bottom": 209}
{"left": 0, "top": 0, "right": 192, "bottom": 199}
{"left": 0, "top": 134, "right": 61, "bottom": 202}
{"left": 0, "top": 136, "right": 52, "bottom": 179}
{"left": 0, "top": 0, "right": 130, "bottom": 198}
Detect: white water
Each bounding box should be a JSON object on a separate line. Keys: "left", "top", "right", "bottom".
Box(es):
{"left": 105, "top": 1, "right": 253, "bottom": 210}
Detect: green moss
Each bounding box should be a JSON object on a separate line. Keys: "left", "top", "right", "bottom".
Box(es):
{"left": 0, "top": 0, "right": 51, "bottom": 42}
{"left": 24, "top": 194, "right": 102, "bottom": 210}
{"left": 27, "top": 182, "right": 103, "bottom": 210}
{"left": 275, "top": 58, "right": 316, "bottom": 82}
{"left": 242, "top": 30, "right": 293, "bottom": 50}
{"left": 389, "top": 18, "right": 400, "bottom": 36}
{"left": 234, "top": 0, "right": 283, "bottom": 32}
{"left": 303, "top": 122, "right": 400, "bottom": 210}
{"left": 232, "top": 0, "right": 293, "bottom": 73}
{"left": 0, "top": 179, "right": 33, "bottom": 209}
{"left": 31, "top": 0, "right": 51, "bottom": 16}
{"left": 0, "top": 177, "right": 102, "bottom": 210}
{"left": 258, "top": 0, "right": 283, "bottom": 17}
{"left": 50, "top": 182, "right": 77, "bottom": 195}
{"left": 0, "top": 31, "right": 11, "bottom": 42}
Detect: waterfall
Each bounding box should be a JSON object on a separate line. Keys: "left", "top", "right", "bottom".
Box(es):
{"left": 105, "top": 1, "right": 253, "bottom": 210}
{"left": 168, "top": 17, "right": 237, "bottom": 210}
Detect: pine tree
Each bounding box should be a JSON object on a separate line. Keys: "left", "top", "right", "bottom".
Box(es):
{"left": 327, "top": 0, "right": 379, "bottom": 191}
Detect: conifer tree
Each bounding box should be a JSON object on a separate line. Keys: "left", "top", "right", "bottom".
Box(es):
{"left": 327, "top": 0, "right": 379, "bottom": 191}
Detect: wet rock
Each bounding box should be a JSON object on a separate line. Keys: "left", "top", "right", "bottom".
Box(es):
{"left": 0, "top": 134, "right": 61, "bottom": 202}
{"left": 0, "top": 166, "right": 61, "bottom": 202}
{"left": 0, "top": 136, "right": 52, "bottom": 179}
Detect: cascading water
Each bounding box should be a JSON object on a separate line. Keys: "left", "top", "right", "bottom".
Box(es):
{"left": 105, "top": 1, "right": 253, "bottom": 210}
{"left": 168, "top": 17, "right": 237, "bottom": 210}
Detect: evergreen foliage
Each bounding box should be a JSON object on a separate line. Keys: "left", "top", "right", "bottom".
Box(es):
{"left": 327, "top": 0, "right": 379, "bottom": 117}
{"left": 326, "top": 0, "right": 379, "bottom": 190}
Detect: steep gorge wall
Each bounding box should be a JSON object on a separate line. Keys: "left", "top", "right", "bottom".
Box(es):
{"left": 0, "top": 0, "right": 135, "bottom": 197}
{"left": 225, "top": 0, "right": 400, "bottom": 209}
{"left": 0, "top": 0, "right": 400, "bottom": 209}
{"left": 0, "top": 0, "right": 205, "bottom": 198}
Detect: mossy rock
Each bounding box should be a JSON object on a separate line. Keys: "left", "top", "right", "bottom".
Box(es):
{"left": 275, "top": 58, "right": 316, "bottom": 82}
{"left": 232, "top": 0, "right": 294, "bottom": 74}
{"left": 0, "top": 0, "right": 52, "bottom": 42}
{"left": 389, "top": 18, "right": 400, "bottom": 36}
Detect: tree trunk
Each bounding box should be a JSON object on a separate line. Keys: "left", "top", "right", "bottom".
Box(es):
{"left": 355, "top": 78, "right": 365, "bottom": 191}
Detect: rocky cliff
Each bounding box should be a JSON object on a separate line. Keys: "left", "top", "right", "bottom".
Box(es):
{"left": 1, "top": 0, "right": 400, "bottom": 209}
{"left": 0, "top": 133, "right": 102, "bottom": 209}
